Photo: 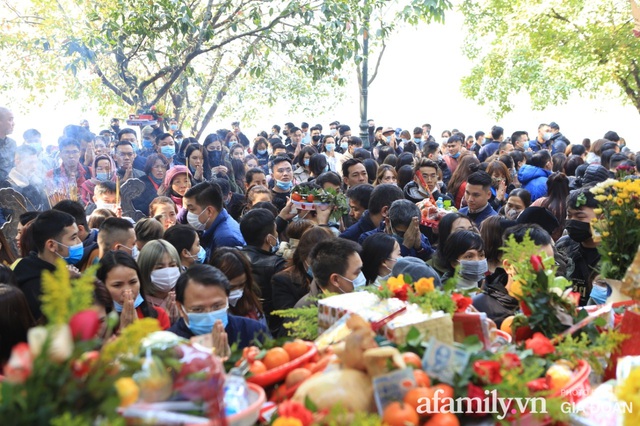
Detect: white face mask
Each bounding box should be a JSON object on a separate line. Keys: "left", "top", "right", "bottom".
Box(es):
{"left": 229, "top": 289, "right": 244, "bottom": 307}
{"left": 150, "top": 267, "right": 181, "bottom": 292}
{"left": 96, "top": 202, "right": 117, "bottom": 212}
{"left": 187, "top": 209, "right": 208, "bottom": 231}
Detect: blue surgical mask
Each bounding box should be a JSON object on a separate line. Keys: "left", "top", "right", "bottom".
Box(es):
{"left": 29, "top": 142, "right": 43, "bottom": 153}
{"left": 187, "top": 246, "right": 206, "bottom": 264}
{"left": 340, "top": 142, "right": 348, "bottom": 150}
{"left": 303, "top": 158, "right": 310, "bottom": 166}
{"left": 113, "top": 293, "right": 145, "bottom": 313}
{"left": 325, "top": 143, "right": 335, "bottom": 152}
{"left": 339, "top": 272, "right": 367, "bottom": 291}
{"left": 160, "top": 145, "right": 175, "bottom": 158}
{"left": 142, "top": 139, "right": 154, "bottom": 150}
{"left": 590, "top": 283, "right": 610, "bottom": 305}
{"left": 275, "top": 180, "right": 293, "bottom": 191}
{"left": 170, "top": 124, "right": 178, "bottom": 131}
{"left": 96, "top": 172, "right": 110, "bottom": 181}
{"left": 386, "top": 136, "right": 392, "bottom": 143}
{"left": 451, "top": 151, "right": 461, "bottom": 159}
{"left": 56, "top": 240, "right": 84, "bottom": 264}
{"left": 184, "top": 304, "right": 229, "bottom": 335}
{"left": 257, "top": 149, "right": 267, "bottom": 155}
{"left": 306, "top": 262, "right": 314, "bottom": 278}
{"left": 269, "top": 235, "right": 280, "bottom": 254}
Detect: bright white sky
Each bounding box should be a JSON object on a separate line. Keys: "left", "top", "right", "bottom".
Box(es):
{"left": 9, "top": 7, "right": 640, "bottom": 151}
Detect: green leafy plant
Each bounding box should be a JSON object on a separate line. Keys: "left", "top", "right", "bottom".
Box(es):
{"left": 272, "top": 305, "right": 320, "bottom": 341}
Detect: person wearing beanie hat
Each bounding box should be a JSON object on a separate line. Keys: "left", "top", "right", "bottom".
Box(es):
{"left": 556, "top": 185, "right": 601, "bottom": 306}
{"left": 391, "top": 256, "right": 442, "bottom": 288}
{"left": 159, "top": 165, "right": 192, "bottom": 208}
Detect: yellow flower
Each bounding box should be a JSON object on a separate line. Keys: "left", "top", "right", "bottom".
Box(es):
{"left": 594, "top": 195, "right": 608, "bottom": 202}
{"left": 616, "top": 198, "right": 624, "bottom": 206}
{"left": 414, "top": 277, "right": 435, "bottom": 295}
{"left": 611, "top": 210, "right": 621, "bottom": 216}
{"left": 593, "top": 208, "right": 603, "bottom": 215}
{"left": 114, "top": 377, "right": 139, "bottom": 407}
{"left": 273, "top": 418, "right": 304, "bottom": 426}
{"left": 616, "top": 367, "right": 640, "bottom": 426}
{"left": 602, "top": 231, "right": 610, "bottom": 237}
{"left": 386, "top": 275, "right": 406, "bottom": 292}
{"left": 508, "top": 280, "right": 524, "bottom": 300}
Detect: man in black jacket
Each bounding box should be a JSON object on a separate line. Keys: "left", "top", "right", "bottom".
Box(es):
{"left": 239, "top": 209, "right": 286, "bottom": 333}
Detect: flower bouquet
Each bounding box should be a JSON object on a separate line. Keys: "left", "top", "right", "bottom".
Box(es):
{"left": 590, "top": 178, "right": 640, "bottom": 300}
{"left": 417, "top": 198, "right": 457, "bottom": 228}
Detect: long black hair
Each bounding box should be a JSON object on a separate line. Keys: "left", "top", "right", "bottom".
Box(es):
{"left": 96, "top": 251, "right": 158, "bottom": 319}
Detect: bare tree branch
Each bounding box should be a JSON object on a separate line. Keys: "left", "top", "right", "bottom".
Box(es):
{"left": 367, "top": 41, "right": 386, "bottom": 86}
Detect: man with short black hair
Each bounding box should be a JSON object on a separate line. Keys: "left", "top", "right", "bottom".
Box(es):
{"left": 548, "top": 122, "right": 570, "bottom": 154}
{"left": 184, "top": 182, "right": 245, "bottom": 260}
{"left": 342, "top": 158, "right": 368, "bottom": 189}
{"left": 169, "top": 264, "right": 269, "bottom": 348}
{"left": 285, "top": 126, "right": 303, "bottom": 154}
{"left": 470, "top": 131, "right": 484, "bottom": 156}
{"left": 14, "top": 210, "right": 82, "bottom": 321}
{"left": 231, "top": 121, "right": 250, "bottom": 147}
{"left": 114, "top": 141, "right": 145, "bottom": 180}
{"left": 270, "top": 156, "right": 294, "bottom": 212}
{"left": 295, "top": 238, "right": 364, "bottom": 307}
{"left": 444, "top": 134, "right": 464, "bottom": 174}
{"left": 346, "top": 184, "right": 374, "bottom": 223}
{"left": 510, "top": 131, "right": 529, "bottom": 151}
{"left": 459, "top": 171, "right": 498, "bottom": 227}
{"left": 529, "top": 123, "right": 552, "bottom": 152}
{"left": 240, "top": 209, "right": 286, "bottom": 332}
{"left": 53, "top": 200, "right": 99, "bottom": 270}
{"left": 348, "top": 184, "right": 404, "bottom": 243}
{"left": 96, "top": 217, "right": 136, "bottom": 261}
{"left": 518, "top": 151, "right": 552, "bottom": 201}
{"left": 478, "top": 126, "right": 504, "bottom": 162}
{"left": 46, "top": 137, "right": 91, "bottom": 190}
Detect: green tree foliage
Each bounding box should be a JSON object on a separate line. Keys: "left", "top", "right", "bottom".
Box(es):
{"left": 459, "top": 0, "right": 640, "bottom": 118}
{"left": 1, "top": 0, "right": 450, "bottom": 135}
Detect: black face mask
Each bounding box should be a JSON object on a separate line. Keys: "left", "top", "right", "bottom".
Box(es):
{"left": 566, "top": 219, "right": 592, "bottom": 243}
{"left": 312, "top": 135, "right": 321, "bottom": 143}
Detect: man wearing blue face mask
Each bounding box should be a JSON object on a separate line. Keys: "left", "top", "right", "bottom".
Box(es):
{"left": 169, "top": 264, "right": 269, "bottom": 350}
{"left": 14, "top": 210, "right": 83, "bottom": 322}
{"left": 295, "top": 238, "right": 364, "bottom": 308}
{"left": 156, "top": 133, "right": 177, "bottom": 162}
{"left": 239, "top": 209, "right": 287, "bottom": 333}
{"left": 183, "top": 182, "right": 245, "bottom": 262}
{"left": 270, "top": 156, "right": 294, "bottom": 212}
{"left": 443, "top": 134, "right": 464, "bottom": 175}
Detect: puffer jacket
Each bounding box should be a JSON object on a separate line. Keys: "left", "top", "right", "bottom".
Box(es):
{"left": 518, "top": 164, "right": 551, "bottom": 202}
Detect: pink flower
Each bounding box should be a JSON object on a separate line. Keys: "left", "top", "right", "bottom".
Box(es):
{"left": 69, "top": 309, "right": 101, "bottom": 341}
{"left": 3, "top": 343, "right": 33, "bottom": 383}
{"left": 530, "top": 255, "right": 543, "bottom": 273}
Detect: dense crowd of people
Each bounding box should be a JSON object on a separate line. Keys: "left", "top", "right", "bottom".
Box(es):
{"left": 0, "top": 105, "right": 635, "bottom": 365}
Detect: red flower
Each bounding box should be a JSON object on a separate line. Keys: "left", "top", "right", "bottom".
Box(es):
{"left": 473, "top": 360, "right": 502, "bottom": 384}
{"left": 520, "top": 301, "right": 532, "bottom": 317}
{"left": 525, "top": 332, "right": 555, "bottom": 356}
{"left": 466, "top": 383, "right": 488, "bottom": 415}
{"left": 393, "top": 284, "right": 409, "bottom": 301}
{"left": 567, "top": 292, "right": 581, "bottom": 306}
{"left": 527, "top": 378, "right": 550, "bottom": 393}
{"left": 452, "top": 293, "right": 472, "bottom": 313}
{"left": 530, "top": 255, "right": 543, "bottom": 272}
{"left": 277, "top": 400, "right": 313, "bottom": 426}
{"left": 500, "top": 352, "right": 522, "bottom": 369}
{"left": 3, "top": 343, "right": 33, "bottom": 384}
{"left": 71, "top": 350, "right": 100, "bottom": 379}
{"left": 69, "top": 309, "right": 101, "bottom": 341}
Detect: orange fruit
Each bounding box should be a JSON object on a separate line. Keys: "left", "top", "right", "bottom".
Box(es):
{"left": 382, "top": 401, "right": 420, "bottom": 426}
{"left": 422, "top": 412, "right": 460, "bottom": 426}
{"left": 413, "top": 369, "right": 431, "bottom": 388}
{"left": 404, "top": 387, "right": 435, "bottom": 411}
{"left": 402, "top": 352, "right": 423, "bottom": 369}
{"left": 262, "top": 347, "right": 291, "bottom": 370}
{"left": 283, "top": 340, "right": 309, "bottom": 360}
{"left": 432, "top": 384, "right": 454, "bottom": 401}
{"left": 249, "top": 360, "right": 267, "bottom": 375}
{"left": 285, "top": 368, "right": 312, "bottom": 388}
{"left": 301, "top": 362, "right": 316, "bottom": 371}
{"left": 500, "top": 316, "right": 514, "bottom": 335}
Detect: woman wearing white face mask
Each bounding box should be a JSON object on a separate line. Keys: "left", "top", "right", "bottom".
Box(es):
{"left": 361, "top": 233, "right": 401, "bottom": 287}
{"left": 137, "top": 239, "right": 183, "bottom": 324}
{"left": 209, "top": 247, "right": 266, "bottom": 327}
{"left": 163, "top": 225, "right": 206, "bottom": 269}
